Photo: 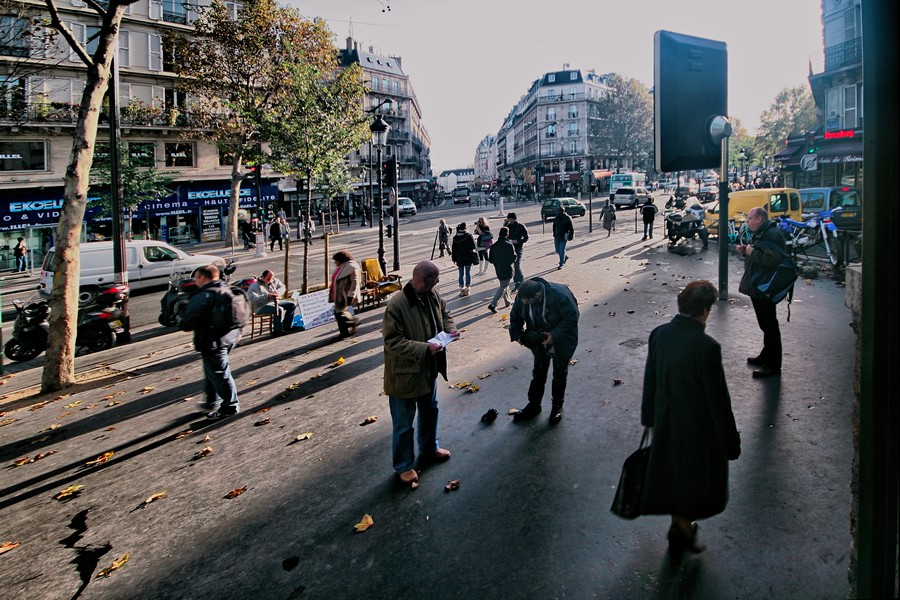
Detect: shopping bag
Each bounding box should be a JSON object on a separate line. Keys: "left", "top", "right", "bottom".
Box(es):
{"left": 610, "top": 427, "right": 651, "bottom": 520}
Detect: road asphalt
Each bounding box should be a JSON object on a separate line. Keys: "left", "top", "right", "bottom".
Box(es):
{"left": 0, "top": 206, "right": 854, "bottom": 599}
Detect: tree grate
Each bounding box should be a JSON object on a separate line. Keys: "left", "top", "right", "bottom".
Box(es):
{"left": 619, "top": 339, "right": 647, "bottom": 349}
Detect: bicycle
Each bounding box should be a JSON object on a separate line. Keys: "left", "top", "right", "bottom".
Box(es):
{"left": 724, "top": 217, "right": 752, "bottom": 245}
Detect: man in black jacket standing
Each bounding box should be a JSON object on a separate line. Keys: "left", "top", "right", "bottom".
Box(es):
{"left": 504, "top": 212, "right": 529, "bottom": 291}
{"left": 487, "top": 226, "right": 516, "bottom": 313}
{"left": 180, "top": 264, "right": 241, "bottom": 419}
{"left": 552, "top": 206, "right": 574, "bottom": 269}
{"left": 737, "top": 207, "right": 787, "bottom": 378}
{"left": 509, "top": 278, "right": 579, "bottom": 425}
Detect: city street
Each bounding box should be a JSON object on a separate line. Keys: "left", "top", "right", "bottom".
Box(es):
{"left": 0, "top": 202, "right": 854, "bottom": 599}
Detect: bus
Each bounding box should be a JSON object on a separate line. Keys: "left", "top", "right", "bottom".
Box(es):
{"left": 609, "top": 172, "right": 647, "bottom": 195}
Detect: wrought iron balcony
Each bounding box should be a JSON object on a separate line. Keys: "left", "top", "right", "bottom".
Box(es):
{"left": 824, "top": 37, "right": 862, "bottom": 71}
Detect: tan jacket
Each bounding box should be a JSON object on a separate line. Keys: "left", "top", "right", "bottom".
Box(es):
{"left": 331, "top": 260, "right": 360, "bottom": 311}
{"left": 382, "top": 283, "right": 455, "bottom": 398}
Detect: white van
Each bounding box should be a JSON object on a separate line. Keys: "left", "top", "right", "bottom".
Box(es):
{"left": 39, "top": 240, "right": 224, "bottom": 304}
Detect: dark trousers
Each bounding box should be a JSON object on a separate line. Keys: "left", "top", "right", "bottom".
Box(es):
{"left": 751, "top": 296, "right": 782, "bottom": 369}
{"left": 269, "top": 237, "right": 283, "bottom": 251}
{"left": 527, "top": 346, "right": 571, "bottom": 406}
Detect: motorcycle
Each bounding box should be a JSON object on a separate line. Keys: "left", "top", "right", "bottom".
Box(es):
{"left": 666, "top": 204, "right": 709, "bottom": 247}
{"left": 4, "top": 283, "right": 130, "bottom": 362}
{"left": 158, "top": 260, "right": 256, "bottom": 327}
{"left": 775, "top": 210, "right": 840, "bottom": 266}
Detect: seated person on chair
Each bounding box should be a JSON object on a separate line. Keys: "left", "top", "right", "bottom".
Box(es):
{"left": 247, "top": 270, "right": 297, "bottom": 335}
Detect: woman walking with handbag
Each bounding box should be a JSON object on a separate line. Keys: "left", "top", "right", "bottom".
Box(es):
{"left": 474, "top": 217, "right": 493, "bottom": 275}
{"left": 451, "top": 222, "right": 477, "bottom": 296}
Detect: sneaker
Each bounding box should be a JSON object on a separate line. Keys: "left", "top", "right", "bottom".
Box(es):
{"left": 642, "top": 236, "right": 647, "bottom": 241}
{"left": 487, "top": 305, "right": 497, "bottom": 314}
{"left": 207, "top": 409, "right": 238, "bottom": 420}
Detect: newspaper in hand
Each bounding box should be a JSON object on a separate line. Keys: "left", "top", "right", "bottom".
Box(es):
{"left": 428, "top": 331, "right": 458, "bottom": 349}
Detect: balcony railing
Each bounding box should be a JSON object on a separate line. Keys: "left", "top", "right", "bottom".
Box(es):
{"left": 0, "top": 101, "right": 201, "bottom": 129}
{"left": 824, "top": 37, "right": 862, "bottom": 72}
{"left": 163, "top": 9, "right": 188, "bottom": 24}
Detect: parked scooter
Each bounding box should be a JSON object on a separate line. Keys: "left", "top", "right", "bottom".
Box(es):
{"left": 4, "top": 283, "right": 130, "bottom": 362}
{"left": 158, "top": 260, "right": 255, "bottom": 327}
{"left": 666, "top": 204, "right": 709, "bottom": 247}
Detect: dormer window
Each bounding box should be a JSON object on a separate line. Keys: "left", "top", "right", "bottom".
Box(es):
{"left": 570, "top": 71, "right": 577, "bottom": 80}
{"left": 548, "top": 73, "right": 556, "bottom": 83}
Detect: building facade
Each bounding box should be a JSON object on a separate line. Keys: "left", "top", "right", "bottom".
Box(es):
{"left": 490, "top": 67, "right": 612, "bottom": 198}
{"left": 472, "top": 134, "right": 496, "bottom": 189}
{"left": 775, "top": 0, "right": 863, "bottom": 191}
{"left": 338, "top": 37, "right": 432, "bottom": 209}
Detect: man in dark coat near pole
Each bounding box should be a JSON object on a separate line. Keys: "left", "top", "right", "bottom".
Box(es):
{"left": 640, "top": 280, "right": 741, "bottom": 553}
{"left": 509, "top": 278, "right": 579, "bottom": 425}
{"left": 486, "top": 226, "right": 516, "bottom": 313}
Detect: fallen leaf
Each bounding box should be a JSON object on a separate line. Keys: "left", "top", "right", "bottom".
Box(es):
{"left": 507, "top": 408, "right": 518, "bottom": 414}
{"left": 53, "top": 484, "right": 85, "bottom": 500}
{"left": 311, "top": 372, "right": 321, "bottom": 379}
{"left": 453, "top": 381, "right": 472, "bottom": 389}
{"left": 286, "top": 382, "right": 302, "bottom": 390}
{"left": 444, "top": 479, "right": 461, "bottom": 492}
{"left": 101, "top": 390, "right": 126, "bottom": 401}
{"left": 224, "top": 486, "right": 247, "bottom": 499}
{"left": 194, "top": 446, "right": 213, "bottom": 459}
{"left": 14, "top": 457, "right": 32, "bottom": 467}
{"left": 201, "top": 434, "right": 211, "bottom": 443}
{"left": 254, "top": 418, "right": 271, "bottom": 427}
{"left": 410, "top": 481, "right": 419, "bottom": 490}
{"left": 0, "top": 541, "right": 20, "bottom": 555}
{"left": 28, "top": 401, "right": 51, "bottom": 411}
{"left": 0, "top": 418, "right": 19, "bottom": 427}
{"left": 138, "top": 387, "right": 155, "bottom": 394}
{"left": 500, "top": 314, "right": 508, "bottom": 321}
{"left": 167, "top": 376, "right": 182, "bottom": 381}
{"left": 465, "top": 385, "right": 480, "bottom": 393}
{"left": 139, "top": 491, "right": 167, "bottom": 508}
{"left": 39, "top": 423, "right": 62, "bottom": 433}
{"left": 292, "top": 432, "right": 313, "bottom": 442}
{"left": 86, "top": 451, "right": 114, "bottom": 466}
{"left": 174, "top": 430, "right": 193, "bottom": 439}
{"left": 608, "top": 311, "right": 616, "bottom": 316}
{"left": 332, "top": 357, "right": 345, "bottom": 367}
{"left": 613, "top": 379, "right": 623, "bottom": 386}
{"left": 97, "top": 553, "right": 129, "bottom": 578}
{"left": 56, "top": 411, "right": 75, "bottom": 419}
{"left": 360, "top": 416, "right": 378, "bottom": 426}
{"left": 106, "top": 401, "right": 122, "bottom": 407}
{"left": 477, "top": 372, "right": 492, "bottom": 380}
{"left": 353, "top": 514, "right": 374, "bottom": 533}
{"left": 254, "top": 407, "right": 272, "bottom": 414}
{"left": 106, "top": 426, "right": 116, "bottom": 431}
{"left": 569, "top": 359, "right": 579, "bottom": 365}
{"left": 79, "top": 404, "right": 98, "bottom": 411}
{"left": 64, "top": 401, "right": 82, "bottom": 408}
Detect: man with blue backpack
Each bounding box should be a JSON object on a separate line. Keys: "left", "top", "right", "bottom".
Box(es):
{"left": 180, "top": 264, "right": 249, "bottom": 419}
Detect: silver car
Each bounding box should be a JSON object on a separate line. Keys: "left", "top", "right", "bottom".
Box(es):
{"left": 612, "top": 186, "right": 651, "bottom": 209}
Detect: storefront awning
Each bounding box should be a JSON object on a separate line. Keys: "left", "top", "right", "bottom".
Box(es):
{"left": 815, "top": 139, "right": 863, "bottom": 164}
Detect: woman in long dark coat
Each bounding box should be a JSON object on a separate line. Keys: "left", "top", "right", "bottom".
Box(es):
{"left": 641, "top": 280, "right": 741, "bottom": 552}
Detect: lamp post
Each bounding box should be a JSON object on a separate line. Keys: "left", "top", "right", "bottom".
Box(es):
{"left": 738, "top": 148, "right": 747, "bottom": 184}
{"left": 370, "top": 114, "right": 390, "bottom": 274}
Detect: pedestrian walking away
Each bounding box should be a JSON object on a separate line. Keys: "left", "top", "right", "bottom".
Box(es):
{"left": 179, "top": 264, "right": 242, "bottom": 419}
{"left": 382, "top": 260, "right": 459, "bottom": 485}
{"left": 14, "top": 236, "right": 26, "bottom": 272}
{"left": 269, "top": 219, "right": 283, "bottom": 251}
{"left": 509, "top": 278, "right": 579, "bottom": 425}
{"left": 437, "top": 219, "right": 452, "bottom": 257}
{"left": 474, "top": 217, "right": 494, "bottom": 275}
{"left": 304, "top": 215, "right": 316, "bottom": 246}
{"left": 247, "top": 269, "right": 297, "bottom": 335}
{"left": 640, "top": 280, "right": 741, "bottom": 554}
{"left": 486, "top": 226, "right": 516, "bottom": 313}
{"left": 552, "top": 207, "right": 574, "bottom": 269}
{"left": 599, "top": 200, "right": 616, "bottom": 237}
{"left": 330, "top": 250, "right": 361, "bottom": 338}
{"left": 737, "top": 207, "right": 787, "bottom": 378}
{"left": 504, "top": 212, "right": 529, "bottom": 290}
{"left": 451, "top": 222, "right": 478, "bottom": 296}
{"left": 640, "top": 197, "right": 658, "bottom": 240}
{"left": 240, "top": 218, "right": 255, "bottom": 250}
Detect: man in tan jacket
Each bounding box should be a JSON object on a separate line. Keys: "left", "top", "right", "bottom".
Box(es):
{"left": 382, "top": 261, "right": 459, "bottom": 484}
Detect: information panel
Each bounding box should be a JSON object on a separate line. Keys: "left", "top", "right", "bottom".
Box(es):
{"left": 290, "top": 289, "right": 335, "bottom": 330}
{"left": 201, "top": 207, "right": 222, "bottom": 242}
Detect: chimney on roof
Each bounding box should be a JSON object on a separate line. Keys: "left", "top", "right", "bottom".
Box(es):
{"left": 369, "top": 45, "right": 374, "bottom": 53}
{"left": 346, "top": 37, "right": 353, "bottom": 52}
{"left": 563, "top": 62, "right": 570, "bottom": 69}
{"left": 391, "top": 55, "right": 402, "bottom": 67}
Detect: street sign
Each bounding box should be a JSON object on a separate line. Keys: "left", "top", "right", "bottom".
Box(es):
{"left": 800, "top": 154, "right": 819, "bottom": 171}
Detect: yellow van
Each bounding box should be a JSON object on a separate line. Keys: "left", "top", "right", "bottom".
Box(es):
{"left": 705, "top": 188, "right": 803, "bottom": 239}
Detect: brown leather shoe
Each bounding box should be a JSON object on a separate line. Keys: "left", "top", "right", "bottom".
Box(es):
{"left": 429, "top": 448, "right": 451, "bottom": 462}
{"left": 398, "top": 469, "right": 418, "bottom": 484}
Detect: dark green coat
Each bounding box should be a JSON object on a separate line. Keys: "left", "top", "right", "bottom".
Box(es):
{"left": 640, "top": 314, "right": 741, "bottom": 519}
{"left": 508, "top": 278, "right": 579, "bottom": 359}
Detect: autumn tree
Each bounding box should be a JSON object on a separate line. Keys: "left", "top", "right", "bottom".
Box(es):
{"left": 35, "top": 0, "right": 136, "bottom": 392}
{"left": 754, "top": 85, "right": 817, "bottom": 160}
{"left": 266, "top": 61, "right": 368, "bottom": 293}
{"left": 173, "top": 0, "right": 336, "bottom": 247}
{"left": 591, "top": 74, "right": 654, "bottom": 173}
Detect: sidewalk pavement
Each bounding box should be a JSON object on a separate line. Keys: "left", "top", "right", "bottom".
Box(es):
{"left": 0, "top": 227, "right": 854, "bottom": 599}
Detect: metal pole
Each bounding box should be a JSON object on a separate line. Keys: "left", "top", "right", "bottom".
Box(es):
{"left": 392, "top": 183, "right": 400, "bottom": 272}
{"left": 718, "top": 136, "right": 730, "bottom": 300}
{"left": 377, "top": 146, "right": 386, "bottom": 274}
{"left": 108, "top": 54, "right": 130, "bottom": 340}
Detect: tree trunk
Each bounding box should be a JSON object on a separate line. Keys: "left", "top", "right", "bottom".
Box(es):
{"left": 41, "top": 66, "right": 111, "bottom": 392}
{"left": 301, "top": 184, "right": 311, "bottom": 294}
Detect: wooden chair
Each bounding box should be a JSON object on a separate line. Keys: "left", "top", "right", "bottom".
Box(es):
{"left": 358, "top": 257, "right": 402, "bottom": 311}
{"left": 250, "top": 312, "right": 273, "bottom": 338}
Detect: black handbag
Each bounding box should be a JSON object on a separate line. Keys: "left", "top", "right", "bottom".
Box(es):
{"left": 610, "top": 427, "right": 651, "bottom": 520}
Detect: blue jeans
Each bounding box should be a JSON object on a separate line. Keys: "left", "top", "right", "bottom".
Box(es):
{"left": 16, "top": 254, "right": 26, "bottom": 272}
{"left": 513, "top": 247, "right": 525, "bottom": 286}
{"left": 490, "top": 278, "right": 512, "bottom": 308}
{"left": 201, "top": 341, "right": 239, "bottom": 413}
{"left": 389, "top": 383, "right": 439, "bottom": 473}
{"left": 457, "top": 264, "right": 471, "bottom": 288}
{"left": 256, "top": 301, "right": 297, "bottom": 332}
{"left": 643, "top": 221, "right": 654, "bottom": 237}
{"left": 554, "top": 238, "right": 568, "bottom": 266}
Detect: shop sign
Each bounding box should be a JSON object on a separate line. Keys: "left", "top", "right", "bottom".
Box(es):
{"left": 201, "top": 207, "right": 222, "bottom": 242}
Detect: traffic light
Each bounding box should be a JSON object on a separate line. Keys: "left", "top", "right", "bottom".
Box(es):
{"left": 384, "top": 156, "right": 398, "bottom": 188}
{"left": 246, "top": 165, "right": 262, "bottom": 186}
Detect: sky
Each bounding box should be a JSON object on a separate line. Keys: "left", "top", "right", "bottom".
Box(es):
{"left": 292, "top": 0, "right": 824, "bottom": 174}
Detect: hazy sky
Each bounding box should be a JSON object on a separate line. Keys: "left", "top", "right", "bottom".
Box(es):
{"left": 292, "top": 0, "right": 824, "bottom": 173}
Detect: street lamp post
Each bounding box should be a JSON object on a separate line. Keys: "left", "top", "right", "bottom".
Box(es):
{"left": 738, "top": 148, "right": 747, "bottom": 184}
{"left": 370, "top": 114, "right": 391, "bottom": 274}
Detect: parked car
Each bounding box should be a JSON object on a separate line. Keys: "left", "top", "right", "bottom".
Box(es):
{"left": 697, "top": 185, "right": 719, "bottom": 202}
{"left": 612, "top": 187, "right": 651, "bottom": 209}
{"left": 540, "top": 197, "right": 587, "bottom": 221}
{"left": 799, "top": 187, "right": 862, "bottom": 231}
{"left": 397, "top": 197, "right": 417, "bottom": 216}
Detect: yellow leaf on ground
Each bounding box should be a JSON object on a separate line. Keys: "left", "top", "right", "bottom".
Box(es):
{"left": 14, "top": 457, "right": 32, "bottom": 467}
{"left": 0, "top": 541, "right": 20, "bottom": 555}
{"left": 140, "top": 491, "right": 167, "bottom": 507}
{"left": 194, "top": 446, "right": 213, "bottom": 459}
{"left": 353, "top": 514, "right": 374, "bottom": 533}
{"left": 293, "top": 432, "right": 313, "bottom": 442}
{"left": 500, "top": 314, "right": 508, "bottom": 321}
{"left": 1, "top": 418, "right": 19, "bottom": 427}
{"left": 224, "top": 486, "right": 247, "bottom": 499}
{"left": 201, "top": 435, "right": 211, "bottom": 443}
{"left": 174, "top": 430, "right": 193, "bottom": 439}
{"left": 106, "top": 401, "right": 122, "bottom": 407}
{"left": 86, "top": 451, "right": 114, "bottom": 466}
{"left": 360, "top": 416, "right": 378, "bottom": 426}
{"left": 64, "top": 401, "right": 82, "bottom": 408}
{"left": 53, "top": 484, "right": 85, "bottom": 500}
{"left": 97, "top": 553, "right": 129, "bottom": 578}
{"left": 56, "top": 411, "right": 75, "bottom": 419}
{"left": 465, "top": 385, "right": 480, "bottom": 393}
{"left": 254, "top": 407, "right": 272, "bottom": 414}
{"left": 453, "top": 381, "right": 472, "bottom": 389}
{"left": 138, "top": 387, "right": 155, "bottom": 394}
{"left": 569, "top": 359, "right": 579, "bottom": 365}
